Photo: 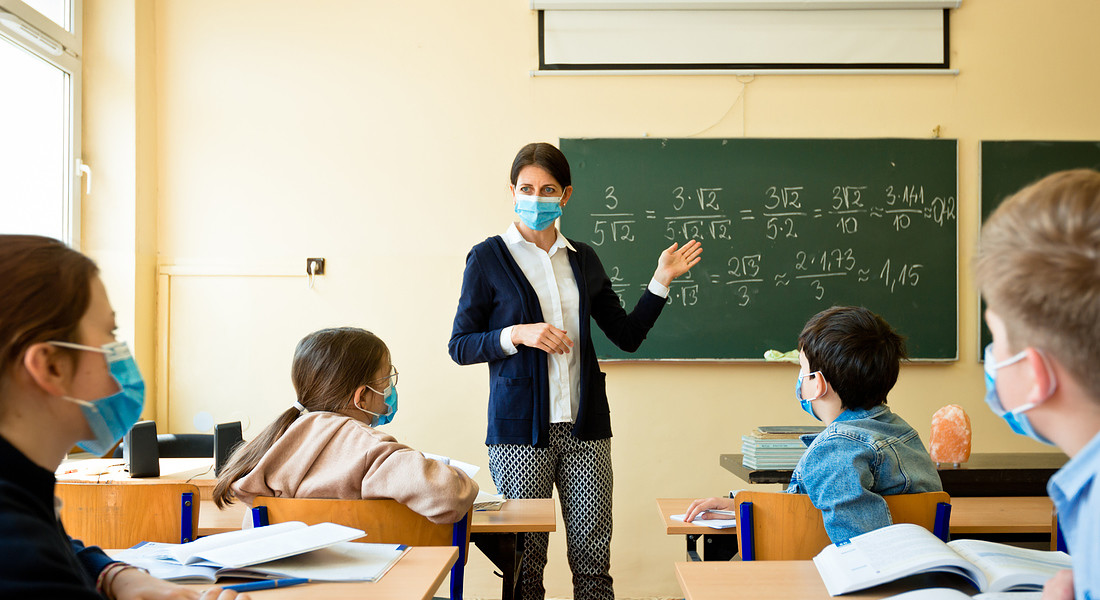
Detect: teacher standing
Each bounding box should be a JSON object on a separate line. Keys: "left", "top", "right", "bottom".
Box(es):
{"left": 448, "top": 142, "right": 702, "bottom": 600}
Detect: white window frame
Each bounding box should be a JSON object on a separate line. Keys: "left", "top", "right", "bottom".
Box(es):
{"left": 0, "top": 0, "right": 83, "bottom": 247}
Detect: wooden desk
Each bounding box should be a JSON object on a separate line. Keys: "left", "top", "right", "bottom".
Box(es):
{"left": 658, "top": 496, "right": 1055, "bottom": 560}
{"left": 109, "top": 546, "right": 458, "bottom": 600}
{"left": 720, "top": 452, "right": 1067, "bottom": 497}
{"left": 198, "top": 498, "right": 556, "bottom": 600}
{"left": 676, "top": 560, "right": 971, "bottom": 600}
{"left": 57, "top": 457, "right": 217, "bottom": 501}
{"left": 656, "top": 498, "right": 738, "bottom": 561}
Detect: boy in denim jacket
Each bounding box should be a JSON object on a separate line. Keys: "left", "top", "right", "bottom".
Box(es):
{"left": 684, "top": 306, "right": 942, "bottom": 543}
{"left": 786, "top": 305, "right": 942, "bottom": 543}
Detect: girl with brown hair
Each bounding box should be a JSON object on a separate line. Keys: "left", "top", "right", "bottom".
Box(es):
{"left": 0, "top": 234, "right": 245, "bottom": 599}
{"left": 214, "top": 327, "right": 477, "bottom": 524}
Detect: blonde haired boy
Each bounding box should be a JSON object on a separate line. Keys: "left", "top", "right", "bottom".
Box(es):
{"left": 976, "top": 169, "right": 1100, "bottom": 600}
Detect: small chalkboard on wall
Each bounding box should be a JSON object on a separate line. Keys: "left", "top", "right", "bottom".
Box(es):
{"left": 978, "top": 140, "right": 1100, "bottom": 352}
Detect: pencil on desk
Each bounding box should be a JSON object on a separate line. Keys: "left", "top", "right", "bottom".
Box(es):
{"left": 222, "top": 578, "right": 310, "bottom": 592}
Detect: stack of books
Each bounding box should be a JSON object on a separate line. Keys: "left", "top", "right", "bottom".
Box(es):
{"left": 741, "top": 425, "right": 823, "bottom": 470}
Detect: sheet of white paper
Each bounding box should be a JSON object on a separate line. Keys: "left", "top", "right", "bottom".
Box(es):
{"left": 195, "top": 522, "right": 365, "bottom": 569}
{"left": 423, "top": 452, "right": 480, "bottom": 478}
{"left": 671, "top": 513, "right": 737, "bottom": 529}
{"left": 220, "top": 542, "right": 408, "bottom": 582}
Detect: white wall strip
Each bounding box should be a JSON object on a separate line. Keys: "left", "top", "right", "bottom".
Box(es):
{"left": 530, "top": 68, "right": 958, "bottom": 76}
{"left": 533, "top": 1, "right": 959, "bottom": 8}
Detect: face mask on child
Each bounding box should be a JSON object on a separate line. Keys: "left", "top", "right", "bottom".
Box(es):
{"left": 982, "top": 343, "right": 1055, "bottom": 446}
{"left": 795, "top": 371, "right": 827, "bottom": 422}
{"left": 357, "top": 384, "right": 399, "bottom": 427}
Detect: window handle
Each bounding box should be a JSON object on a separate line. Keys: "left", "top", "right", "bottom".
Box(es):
{"left": 77, "top": 159, "right": 91, "bottom": 194}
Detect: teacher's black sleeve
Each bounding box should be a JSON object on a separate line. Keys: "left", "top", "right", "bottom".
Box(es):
{"left": 577, "top": 242, "right": 666, "bottom": 353}
{"left": 449, "top": 248, "right": 511, "bottom": 366}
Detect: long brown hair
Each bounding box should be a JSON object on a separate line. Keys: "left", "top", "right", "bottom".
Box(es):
{"left": 0, "top": 235, "right": 99, "bottom": 407}
{"left": 213, "top": 327, "right": 390, "bottom": 507}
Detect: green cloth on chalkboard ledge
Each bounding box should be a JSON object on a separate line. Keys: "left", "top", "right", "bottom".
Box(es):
{"left": 764, "top": 349, "right": 799, "bottom": 364}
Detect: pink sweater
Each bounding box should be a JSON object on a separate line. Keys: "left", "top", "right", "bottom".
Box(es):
{"left": 231, "top": 412, "right": 478, "bottom": 524}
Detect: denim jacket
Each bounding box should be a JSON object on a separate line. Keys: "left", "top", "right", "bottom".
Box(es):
{"left": 786, "top": 404, "right": 943, "bottom": 543}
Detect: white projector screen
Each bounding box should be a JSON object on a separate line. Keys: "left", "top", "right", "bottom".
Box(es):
{"left": 540, "top": 9, "right": 948, "bottom": 69}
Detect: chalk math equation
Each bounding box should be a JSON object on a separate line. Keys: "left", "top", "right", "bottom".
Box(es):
{"left": 591, "top": 182, "right": 956, "bottom": 310}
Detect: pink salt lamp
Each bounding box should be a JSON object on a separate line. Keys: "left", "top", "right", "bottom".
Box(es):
{"left": 930, "top": 404, "right": 972, "bottom": 467}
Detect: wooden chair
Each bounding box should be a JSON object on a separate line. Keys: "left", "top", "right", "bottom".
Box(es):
{"left": 734, "top": 490, "right": 951, "bottom": 560}
{"left": 55, "top": 482, "right": 199, "bottom": 548}
{"left": 251, "top": 497, "right": 471, "bottom": 600}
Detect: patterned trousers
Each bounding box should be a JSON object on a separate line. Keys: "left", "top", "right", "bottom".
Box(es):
{"left": 488, "top": 422, "right": 614, "bottom": 600}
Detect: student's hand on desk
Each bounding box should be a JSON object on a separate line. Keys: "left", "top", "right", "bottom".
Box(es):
{"left": 512, "top": 323, "right": 573, "bottom": 355}
{"left": 1041, "top": 569, "right": 1074, "bottom": 600}
{"left": 683, "top": 497, "right": 735, "bottom": 523}
{"left": 111, "top": 568, "right": 251, "bottom": 600}
{"left": 653, "top": 240, "right": 703, "bottom": 287}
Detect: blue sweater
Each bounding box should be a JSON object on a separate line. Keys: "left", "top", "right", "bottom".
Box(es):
{"left": 449, "top": 235, "right": 665, "bottom": 446}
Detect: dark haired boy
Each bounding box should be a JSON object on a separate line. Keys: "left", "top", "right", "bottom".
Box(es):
{"left": 788, "top": 305, "right": 942, "bottom": 542}
{"left": 685, "top": 306, "right": 942, "bottom": 543}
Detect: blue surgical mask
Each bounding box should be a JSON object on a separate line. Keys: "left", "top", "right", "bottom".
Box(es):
{"left": 795, "top": 371, "right": 827, "bottom": 422}
{"left": 358, "top": 384, "right": 398, "bottom": 427}
{"left": 50, "top": 341, "right": 146, "bottom": 456}
{"left": 982, "top": 343, "right": 1055, "bottom": 446}
{"left": 514, "top": 193, "right": 563, "bottom": 231}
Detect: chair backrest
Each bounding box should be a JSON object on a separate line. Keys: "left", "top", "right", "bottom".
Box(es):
{"left": 56, "top": 482, "right": 199, "bottom": 548}
{"left": 251, "top": 497, "right": 472, "bottom": 600}
{"left": 734, "top": 490, "right": 951, "bottom": 560}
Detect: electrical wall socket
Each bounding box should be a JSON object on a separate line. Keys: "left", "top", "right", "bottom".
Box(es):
{"left": 306, "top": 258, "right": 326, "bottom": 275}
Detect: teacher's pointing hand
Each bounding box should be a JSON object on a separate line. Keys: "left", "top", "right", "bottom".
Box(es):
{"left": 653, "top": 239, "right": 703, "bottom": 287}
{"left": 511, "top": 322, "right": 574, "bottom": 355}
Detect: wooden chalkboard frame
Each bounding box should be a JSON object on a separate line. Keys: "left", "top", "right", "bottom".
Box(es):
{"left": 978, "top": 140, "right": 1100, "bottom": 356}
{"left": 560, "top": 137, "right": 959, "bottom": 362}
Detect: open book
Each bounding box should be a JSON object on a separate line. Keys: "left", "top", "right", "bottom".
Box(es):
{"left": 813, "top": 523, "right": 1070, "bottom": 596}
{"left": 112, "top": 521, "right": 405, "bottom": 582}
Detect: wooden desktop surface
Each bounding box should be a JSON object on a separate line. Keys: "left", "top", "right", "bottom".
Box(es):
{"left": 57, "top": 457, "right": 217, "bottom": 501}
{"left": 199, "top": 498, "right": 557, "bottom": 537}
{"left": 657, "top": 496, "right": 1054, "bottom": 536}
{"left": 721, "top": 452, "right": 1067, "bottom": 497}
{"left": 676, "top": 560, "right": 972, "bottom": 600}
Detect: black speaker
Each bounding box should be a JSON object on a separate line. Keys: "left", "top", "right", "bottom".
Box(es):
{"left": 123, "top": 420, "right": 160, "bottom": 478}
{"left": 214, "top": 421, "right": 243, "bottom": 477}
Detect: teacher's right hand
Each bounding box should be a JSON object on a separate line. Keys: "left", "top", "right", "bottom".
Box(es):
{"left": 512, "top": 323, "right": 574, "bottom": 355}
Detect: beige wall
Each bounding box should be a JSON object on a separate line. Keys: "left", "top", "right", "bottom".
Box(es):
{"left": 82, "top": 0, "right": 1100, "bottom": 597}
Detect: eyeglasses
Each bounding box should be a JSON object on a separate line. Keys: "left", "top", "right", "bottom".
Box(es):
{"left": 369, "top": 365, "right": 399, "bottom": 392}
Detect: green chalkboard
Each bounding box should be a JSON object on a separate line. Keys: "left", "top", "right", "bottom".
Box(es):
{"left": 979, "top": 141, "right": 1100, "bottom": 352}
{"left": 559, "top": 138, "right": 959, "bottom": 361}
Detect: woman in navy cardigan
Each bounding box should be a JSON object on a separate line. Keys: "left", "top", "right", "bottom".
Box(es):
{"left": 449, "top": 143, "right": 701, "bottom": 600}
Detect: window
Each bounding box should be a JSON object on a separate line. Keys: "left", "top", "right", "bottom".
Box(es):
{"left": 0, "top": 0, "right": 82, "bottom": 245}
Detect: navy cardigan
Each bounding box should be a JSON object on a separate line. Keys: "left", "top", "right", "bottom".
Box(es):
{"left": 449, "top": 235, "right": 665, "bottom": 447}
